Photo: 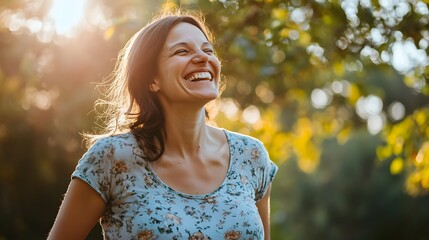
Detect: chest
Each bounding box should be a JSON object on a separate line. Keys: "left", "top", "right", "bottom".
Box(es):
{"left": 150, "top": 144, "right": 231, "bottom": 195}
{"left": 153, "top": 161, "right": 229, "bottom": 195}
{"left": 102, "top": 170, "right": 263, "bottom": 239}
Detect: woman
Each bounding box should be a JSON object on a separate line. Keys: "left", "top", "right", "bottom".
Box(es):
{"left": 48, "top": 10, "right": 277, "bottom": 240}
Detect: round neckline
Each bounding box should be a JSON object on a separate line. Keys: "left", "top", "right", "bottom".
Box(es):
{"left": 146, "top": 129, "right": 233, "bottom": 199}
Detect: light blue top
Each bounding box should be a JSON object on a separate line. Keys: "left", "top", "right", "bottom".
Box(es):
{"left": 72, "top": 129, "right": 278, "bottom": 240}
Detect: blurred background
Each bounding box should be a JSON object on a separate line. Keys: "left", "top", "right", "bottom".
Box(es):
{"left": 1, "top": 0, "right": 429, "bottom": 239}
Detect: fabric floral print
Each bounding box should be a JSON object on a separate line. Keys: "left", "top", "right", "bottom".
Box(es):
{"left": 137, "top": 230, "right": 155, "bottom": 240}
{"left": 72, "top": 129, "right": 278, "bottom": 239}
{"left": 224, "top": 230, "right": 241, "bottom": 240}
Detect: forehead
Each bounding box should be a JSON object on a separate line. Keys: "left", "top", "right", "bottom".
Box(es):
{"left": 164, "top": 22, "right": 210, "bottom": 47}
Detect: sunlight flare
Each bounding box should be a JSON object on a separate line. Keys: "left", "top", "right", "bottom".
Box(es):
{"left": 47, "top": 0, "right": 87, "bottom": 36}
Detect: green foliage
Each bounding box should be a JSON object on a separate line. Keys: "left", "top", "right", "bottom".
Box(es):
{"left": 272, "top": 131, "right": 429, "bottom": 240}
{"left": 377, "top": 108, "right": 429, "bottom": 195}
{"left": 1, "top": 0, "right": 429, "bottom": 239}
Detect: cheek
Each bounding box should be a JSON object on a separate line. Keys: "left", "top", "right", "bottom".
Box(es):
{"left": 158, "top": 62, "right": 179, "bottom": 81}
{"left": 211, "top": 57, "right": 221, "bottom": 74}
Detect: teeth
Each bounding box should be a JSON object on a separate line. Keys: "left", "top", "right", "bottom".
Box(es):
{"left": 185, "top": 72, "right": 212, "bottom": 82}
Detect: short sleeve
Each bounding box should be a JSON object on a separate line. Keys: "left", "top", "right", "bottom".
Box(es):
{"left": 71, "top": 138, "right": 115, "bottom": 203}
{"left": 254, "top": 142, "right": 278, "bottom": 202}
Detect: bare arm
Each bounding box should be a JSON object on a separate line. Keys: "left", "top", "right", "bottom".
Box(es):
{"left": 257, "top": 185, "right": 272, "bottom": 240}
{"left": 48, "top": 178, "right": 106, "bottom": 240}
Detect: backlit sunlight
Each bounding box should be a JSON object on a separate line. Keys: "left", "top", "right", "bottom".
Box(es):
{"left": 47, "top": 0, "right": 87, "bottom": 36}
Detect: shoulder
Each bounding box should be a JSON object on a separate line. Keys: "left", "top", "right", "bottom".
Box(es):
{"left": 223, "top": 129, "right": 265, "bottom": 149}
{"left": 88, "top": 132, "right": 136, "bottom": 150}
{"left": 86, "top": 132, "right": 142, "bottom": 160}
{"left": 223, "top": 129, "right": 270, "bottom": 165}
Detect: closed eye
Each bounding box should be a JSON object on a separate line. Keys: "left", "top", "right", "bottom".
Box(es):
{"left": 203, "top": 48, "right": 214, "bottom": 54}
{"left": 173, "top": 49, "right": 189, "bottom": 55}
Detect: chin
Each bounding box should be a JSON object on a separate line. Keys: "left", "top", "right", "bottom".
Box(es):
{"left": 193, "top": 93, "right": 219, "bottom": 104}
{"left": 194, "top": 89, "right": 219, "bottom": 99}
{"left": 204, "top": 92, "right": 219, "bottom": 100}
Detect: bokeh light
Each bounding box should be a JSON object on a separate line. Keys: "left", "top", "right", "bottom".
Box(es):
{"left": 242, "top": 105, "right": 261, "bottom": 124}
{"left": 311, "top": 88, "right": 331, "bottom": 109}
{"left": 356, "top": 95, "right": 383, "bottom": 119}
{"left": 391, "top": 40, "right": 428, "bottom": 74}
{"left": 388, "top": 101, "right": 406, "bottom": 121}
{"left": 367, "top": 113, "right": 386, "bottom": 135}
{"left": 219, "top": 98, "right": 240, "bottom": 120}
{"left": 47, "top": 0, "right": 88, "bottom": 37}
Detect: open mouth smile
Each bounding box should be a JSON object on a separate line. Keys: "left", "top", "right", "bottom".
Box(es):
{"left": 184, "top": 72, "right": 213, "bottom": 82}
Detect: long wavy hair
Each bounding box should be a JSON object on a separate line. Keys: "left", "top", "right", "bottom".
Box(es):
{"left": 86, "top": 11, "right": 219, "bottom": 161}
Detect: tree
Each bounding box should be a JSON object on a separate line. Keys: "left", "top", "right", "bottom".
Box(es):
{"left": 200, "top": 0, "right": 429, "bottom": 193}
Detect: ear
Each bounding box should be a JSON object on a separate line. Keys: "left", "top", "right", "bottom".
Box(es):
{"left": 149, "top": 81, "right": 160, "bottom": 92}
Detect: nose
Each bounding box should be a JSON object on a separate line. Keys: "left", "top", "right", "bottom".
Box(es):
{"left": 192, "top": 50, "right": 210, "bottom": 64}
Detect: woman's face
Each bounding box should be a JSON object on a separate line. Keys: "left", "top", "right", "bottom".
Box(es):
{"left": 152, "top": 22, "right": 221, "bottom": 106}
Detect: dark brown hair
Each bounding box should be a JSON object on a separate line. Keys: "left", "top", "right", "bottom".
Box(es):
{"left": 87, "top": 11, "right": 216, "bottom": 161}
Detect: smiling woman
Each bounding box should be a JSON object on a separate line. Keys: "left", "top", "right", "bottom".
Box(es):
{"left": 47, "top": 10, "right": 277, "bottom": 240}
{"left": 47, "top": 0, "right": 87, "bottom": 36}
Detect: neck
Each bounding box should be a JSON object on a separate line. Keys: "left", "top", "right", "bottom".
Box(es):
{"left": 162, "top": 106, "right": 211, "bottom": 157}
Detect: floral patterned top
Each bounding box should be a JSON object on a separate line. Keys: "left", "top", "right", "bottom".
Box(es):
{"left": 72, "top": 129, "right": 278, "bottom": 240}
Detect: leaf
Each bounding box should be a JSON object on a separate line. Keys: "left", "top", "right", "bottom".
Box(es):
{"left": 333, "top": 61, "right": 345, "bottom": 76}
{"left": 376, "top": 145, "right": 392, "bottom": 160}
{"left": 421, "top": 168, "right": 429, "bottom": 189}
{"left": 416, "top": 142, "right": 429, "bottom": 166}
{"left": 414, "top": 110, "right": 427, "bottom": 128}
{"left": 299, "top": 31, "right": 311, "bottom": 46}
{"left": 390, "top": 157, "right": 404, "bottom": 175}
{"left": 272, "top": 8, "right": 287, "bottom": 20}
{"left": 337, "top": 125, "right": 351, "bottom": 145}
{"left": 161, "top": 0, "right": 178, "bottom": 11}
{"left": 322, "top": 14, "right": 333, "bottom": 25}
{"left": 406, "top": 171, "right": 422, "bottom": 196}
{"left": 104, "top": 26, "right": 115, "bottom": 40}
{"left": 347, "top": 83, "right": 361, "bottom": 105}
